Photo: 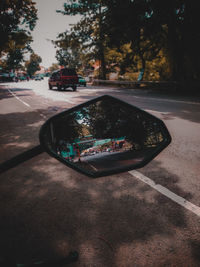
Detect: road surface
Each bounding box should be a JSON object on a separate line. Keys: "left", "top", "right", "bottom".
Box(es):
{"left": 0, "top": 78, "right": 200, "bottom": 266}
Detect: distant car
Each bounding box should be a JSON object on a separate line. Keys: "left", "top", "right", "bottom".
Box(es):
{"left": 0, "top": 72, "right": 16, "bottom": 82}
{"left": 35, "top": 75, "right": 42, "bottom": 81}
{"left": 78, "top": 75, "right": 86, "bottom": 87}
{"left": 48, "top": 68, "right": 78, "bottom": 91}
{"left": 18, "top": 76, "right": 27, "bottom": 81}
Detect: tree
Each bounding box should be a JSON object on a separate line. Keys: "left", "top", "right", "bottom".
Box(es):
{"left": 0, "top": 0, "right": 37, "bottom": 69}
{"left": 49, "top": 63, "right": 60, "bottom": 72}
{"left": 104, "top": 0, "right": 165, "bottom": 79}
{"left": 25, "top": 53, "right": 42, "bottom": 77}
{"left": 1, "top": 31, "right": 33, "bottom": 71}
{"left": 57, "top": 0, "right": 164, "bottom": 80}
{"left": 105, "top": 0, "right": 200, "bottom": 81}
{"left": 148, "top": 0, "right": 200, "bottom": 81}
{"left": 54, "top": 29, "right": 94, "bottom": 74}
{"left": 56, "top": 1, "right": 108, "bottom": 79}
{"left": 56, "top": 0, "right": 200, "bottom": 82}
{"left": 55, "top": 31, "right": 82, "bottom": 68}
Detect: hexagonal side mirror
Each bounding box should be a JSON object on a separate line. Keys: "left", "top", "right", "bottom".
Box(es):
{"left": 39, "top": 95, "right": 171, "bottom": 177}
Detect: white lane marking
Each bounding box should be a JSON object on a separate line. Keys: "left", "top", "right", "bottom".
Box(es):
{"left": 41, "top": 91, "right": 75, "bottom": 104}
{"left": 40, "top": 113, "right": 47, "bottom": 119}
{"left": 83, "top": 87, "right": 200, "bottom": 105}
{"left": 146, "top": 109, "right": 169, "bottom": 115}
{"left": 130, "top": 95, "right": 200, "bottom": 106}
{"left": 129, "top": 170, "right": 200, "bottom": 217}
{"left": 62, "top": 97, "right": 75, "bottom": 104}
{"left": 8, "top": 88, "right": 31, "bottom": 107}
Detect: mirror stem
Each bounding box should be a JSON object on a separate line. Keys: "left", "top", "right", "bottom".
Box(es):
{"left": 0, "top": 145, "right": 44, "bottom": 174}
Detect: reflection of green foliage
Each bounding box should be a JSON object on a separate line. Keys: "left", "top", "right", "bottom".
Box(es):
{"left": 99, "top": 141, "right": 112, "bottom": 150}
{"left": 76, "top": 141, "right": 94, "bottom": 153}
{"left": 145, "top": 132, "right": 163, "bottom": 147}
{"left": 79, "top": 98, "right": 162, "bottom": 149}
{"left": 53, "top": 111, "right": 83, "bottom": 144}
{"left": 49, "top": 97, "right": 164, "bottom": 152}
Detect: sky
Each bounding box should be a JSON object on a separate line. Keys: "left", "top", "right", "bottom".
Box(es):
{"left": 31, "top": 0, "right": 81, "bottom": 69}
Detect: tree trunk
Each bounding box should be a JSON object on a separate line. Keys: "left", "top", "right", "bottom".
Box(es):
{"left": 99, "top": 44, "right": 106, "bottom": 80}
{"left": 167, "top": 10, "right": 184, "bottom": 81}
{"left": 98, "top": 1, "right": 106, "bottom": 80}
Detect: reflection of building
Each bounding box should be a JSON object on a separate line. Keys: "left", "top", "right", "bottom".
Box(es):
{"left": 59, "top": 135, "right": 96, "bottom": 160}
{"left": 59, "top": 135, "right": 126, "bottom": 161}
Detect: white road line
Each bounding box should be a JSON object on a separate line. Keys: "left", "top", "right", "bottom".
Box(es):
{"left": 129, "top": 170, "right": 200, "bottom": 217}
{"left": 63, "top": 98, "right": 75, "bottom": 104}
{"left": 84, "top": 88, "right": 200, "bottom": 105}
{"left": 8, "top": 88, "right": 31, "bottom": 107}
{"left": 52, "top": 92, "right": 75, "bottom": 104}
{"left": 131, "top": 95, "right": 200, "bottom": 105}
{"left": 146, "top": 109, "right": 169, "bottom": 115}
{"left": 40, "top": 113, "right": 47, "bottom": 119}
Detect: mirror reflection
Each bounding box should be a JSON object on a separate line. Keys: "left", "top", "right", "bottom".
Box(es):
{"left": 42, "top": 96, "right": 169, "bottom": 176}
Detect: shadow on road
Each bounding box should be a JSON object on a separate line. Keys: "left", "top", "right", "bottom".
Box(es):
{"left": 66, "top": 87, "right": 200, "bottom": 124}
{"left": 0, "top": 86, "right": 32, "bottom": 101}
{"left": 0, "top": 152, "right": 199, "bottom": 266}
{"left": 0, "top": 87, "right": 199, "bottom": 266}
{"left": 0, "top": 108, "right": 64, "bottom": 164}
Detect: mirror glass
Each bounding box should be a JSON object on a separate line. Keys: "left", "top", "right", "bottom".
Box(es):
{"left": 40, "top": 95, "right": 171, "bottom": 177}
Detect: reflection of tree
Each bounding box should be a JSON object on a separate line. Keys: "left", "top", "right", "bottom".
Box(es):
{"left": 46, "top": 97, "right": 164, "bottom": 154}
{"left": 52, "top": 111, "right": 84, "bottom": 145}
{"left": 79, "top": 98, "right": 163, "bottom": 149}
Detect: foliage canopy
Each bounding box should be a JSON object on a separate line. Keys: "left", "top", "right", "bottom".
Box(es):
{"left": 0, "top": 0, "right": 38, "bottom": 70}
{"left": 25, "top": 53, "right": 42, "bottom": 77}
{"left": 56, "top": 0, "right": 200, "bottom": 82}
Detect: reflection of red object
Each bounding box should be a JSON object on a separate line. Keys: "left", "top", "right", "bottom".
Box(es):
{"left": 75, "top": 144, "right": 80, "bottom": 158}
{"left": 112, "top": 141, "right": 115, "bottom": 149}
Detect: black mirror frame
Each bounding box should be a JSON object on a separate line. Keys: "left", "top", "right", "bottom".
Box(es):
{"left": 39, "top": 95, "right": 171, "bottom": 178}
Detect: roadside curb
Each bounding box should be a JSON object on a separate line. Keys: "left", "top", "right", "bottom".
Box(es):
{"left": 92, "top": 80, "right": 200, "bottom": 104}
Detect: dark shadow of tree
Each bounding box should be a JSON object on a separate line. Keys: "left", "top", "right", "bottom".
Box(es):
{"left": 0, "top": 87, "right": 32, "bottom": 100}
{"left": 0, "top": 108, "right": 68, "bottom": 163}
{"left": 0, "top": 90, "right": 199, "bottom": 266}
{"left": 190, "top": 240, "right": 200, "bottom": 262}
{"left": 0, "top": 153, "right": 198, "bottom": 266}
{"left": 112, "top": 89, "right": 200, "bottom": 124}
{"left": 66, "top": 87, "right": 200, "bottom": 124}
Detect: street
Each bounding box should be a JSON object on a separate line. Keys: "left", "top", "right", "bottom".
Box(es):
{"left": 1, "top": 79, "right": 200, "bottom": 266}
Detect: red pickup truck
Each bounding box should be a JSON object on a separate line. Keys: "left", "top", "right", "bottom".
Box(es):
{"left": 48, "top": 68, "right": 78, "bottom": 91}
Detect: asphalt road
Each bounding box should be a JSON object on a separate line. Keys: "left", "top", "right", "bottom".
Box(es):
{"left": 0, "top": 78, "right": 200, "bottom": 266}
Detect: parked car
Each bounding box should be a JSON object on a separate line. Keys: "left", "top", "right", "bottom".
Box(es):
{"left": 78, "top": 75, "right": 86, "bottom": 87}
{"left": 0, "top": 72, "right": 14, "bottom": 82}
{"left": 48, "top": 68, "right": 78, "bottom": 91}
{"left": 35, "top": 75, "right": 42, "bottom": 81}
{"left": 18, "top": 76, "right": 27, "bottom": 81}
